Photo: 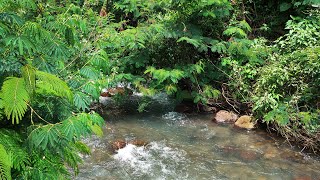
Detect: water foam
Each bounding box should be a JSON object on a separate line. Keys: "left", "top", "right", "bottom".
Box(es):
{"left": 113, "top": 141, "right": 189, "bottom": 179}
{"left": 162, "top": 111, "right": 190, "bottom": 126}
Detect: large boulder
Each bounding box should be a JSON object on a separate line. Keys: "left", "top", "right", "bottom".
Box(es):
{"left": 234, "top": 115, "right": 255, "bottom": 129}
{"left": 214, "top": 110, "right": 238, "bottom": 123}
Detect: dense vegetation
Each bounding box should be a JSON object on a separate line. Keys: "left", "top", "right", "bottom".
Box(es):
{"left": 0, "top": 0, "right": 319, "bottom": 179}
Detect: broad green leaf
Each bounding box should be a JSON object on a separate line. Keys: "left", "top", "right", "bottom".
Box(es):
{"left": 1, "top": 77, "right": 29, "bottom": 124}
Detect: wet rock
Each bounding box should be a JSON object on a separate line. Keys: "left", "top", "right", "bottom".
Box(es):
{"left": 263, "top": 146, "right": 279, "bottom": 159}
{"left": 220, "top": 145, "right": 239, "bottom": 154}
{"left": 234, "top": 115, "right": 255, "bottom": 130}
{"left": 101, "top": 87, "right": 133, "bottom": 97}
{"left": 239, "top": 150, "right": 261, "bottom": 161}
{"left": 213, "top": 110, "right": 238, "bottom": 123}
{"left": 131, "top": 140, "right": 148, "bottom": 147}
{"left": 107, "top": 87, "right": 125, "bottom": 96}
{"left": 111, "top": 139, "right": 148, "bottom": 152}
{"left": 100, "top": 91, "right": 111, "bottom": 97}
{"left": 292, "top": 176, "right": 312, "bottom": 180}
{"left": 112, "top": 140, "right": 126, "bottom": 151}
{"left": 280, "top": 150, "right": 305, "bottom": 163}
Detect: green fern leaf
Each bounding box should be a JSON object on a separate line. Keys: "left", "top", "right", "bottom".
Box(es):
{"left": 0, "top": 129, "right": 29, "bottom": 171}
{"left": 4, "top": 35, "right": 36, "bottom": 55}
{"left": 36, "top": 71, "right": 73, "bottom": 102}
{"left": 0, "top": 144, "right": 12, "bottom": 180}
{"left": 0, "top": 22, "right": 9, "bottom": 37}
{"left": 90, "top": 50, "right": 110, "bottom": 73}
{"left": 1, "top": 77, "right": 29, "bottom": 124}
{"left": 90, "top": 124, "right": 103, "bottom": 137}
{"left": 177, "top": 37, "right": 201, "bottom": 48}
{"left": 79, "top": 66, "right": 101, "bottom": 80}
{"left": 61, "top": 115, "right": 89, "bottom": 140}
{"left": 82, "top": 82, "right": 100, "bottom": 99}
{"left": 22, "top": 21, "right": 50, "bottom": 43}
{"left": 65, "top": 26, "right": 75, "bottom": 46}
{"left": 223, "top": 27, "right": 247, "bottom": 38}
{"left": 21, "top": 65, "right": 36, "bottom": 95}
{"left": 0, "top": 13, "right": 24, "bottom": 26}
{"left": 74, "top": 141, "right": 91, "bottom": 155}
{"left": 88, "top": 112, "right": 105, "bottom": 127}
{"left": 73, "top": 92, "right": 91, "bottom": 111}
{"left": 28, "top": 124, "right": 61, "bottom": 151}
{"left": 45, "top": 39, "right": 69, "bottom": 59}
{"left": 19, "top": 0, "right": 37, "bottom": 10}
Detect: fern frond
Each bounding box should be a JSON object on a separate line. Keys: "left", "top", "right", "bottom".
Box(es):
{"left": 28, "top": 112, "right": 104, "bottom": 151}
{"left": 4, "top": 35, "right": 36, "bottom": 55}
{"left": 223, "top": 27, "right": 247, "bottom": 38}
{"left": 0, "top": 12, "right": 24, "bottom": 26}
{"left": 73, "top": 92, "right": 91, "bottom": 111}
{"left": 177, "top": 37, "right": 201, "bottom": 48}
{"left": 44, "top": 39, "right": 69, "bottom": 59}
{"left": 36, "top": 71, "right": 73, "bottom": 102}
{"left": 0, "top": 129, "right": 29, "bottom": 171}
{"left": 0, "top": 22, "right": 9, "bottom": 37}
{"left": 74, "top": 141, "right": 91, "bottom": 155}
{"left": 90, "top": 50, "right": 110, "bottom": 72}
{"left": 0, "top": 144, "right": 12, "bottom": 180}
{"left": 28, "top": 124, "right": 63, "bottom": 151}
{"left": 21, "top": 152, "right": 69, "bottom": 180}
{"left": 60, "top": 115, "right": 89, "bottom": 141}
{"left": 82, "top": 82, "right": 100, "bottom": 99}
{"left": 21, "top": 65, "right": 36, "bottom": 95}
{"left": 22, "top": 21, "right": 50, "bottom": 43}
{"left": 61, "top": 112, "right": 104, "bottom": 140}
{"left": 79, "top": 66, "right": 101, "bottom": 80}
{"left": 0, "top": 96, "right": 4, "bottom": 120}
{"left": 18, "top": 0, "right": 37, "bottom": 10}
{"left": 1, "top": 77, "right": 29, "bottom": 124}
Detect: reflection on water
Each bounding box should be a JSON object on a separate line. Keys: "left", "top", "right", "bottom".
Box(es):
{"left": 77, "top": 95, "right": 320, "bottom": 180}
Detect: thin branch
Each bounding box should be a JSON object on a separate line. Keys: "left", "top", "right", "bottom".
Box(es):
{"left": 27, "top": 103, "right": 52, "bottom": 124}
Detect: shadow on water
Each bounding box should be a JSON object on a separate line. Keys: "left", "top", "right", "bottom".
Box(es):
{"left": 77, "top": 94, "right": 320, "bottom": 180}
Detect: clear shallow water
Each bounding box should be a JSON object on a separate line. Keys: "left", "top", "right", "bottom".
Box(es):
{"left": 77, "top": 95, "right": 320, "bottom": 180}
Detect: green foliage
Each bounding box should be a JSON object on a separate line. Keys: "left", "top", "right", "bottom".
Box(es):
{"left": 276, "top": 14, "right": 320, "bottom": 52}
{"left": 0, "top": 0, "right": 319, "bottom": 178}
{"left": 28, "top": 112, "right": 104, "bottom": 152}
{"left": 36, "top": 71, "right": 73, "bottom": 101}
{"left": 1, "top": 77, "right": 30, "bottom": 124}
{"left": 0, "top": 144, "right": 12, "bottom": 180}
{"left": 0, "top": 129, "right": 29, "bottom": 174}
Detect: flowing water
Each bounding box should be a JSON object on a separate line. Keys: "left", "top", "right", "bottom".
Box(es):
{"left": 77, "top": 94, "right": 320, "bottom": 180}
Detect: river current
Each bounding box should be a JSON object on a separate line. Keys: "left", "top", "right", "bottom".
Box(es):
{"left": 76, "top": 94, "right": 320, "bottom": 180}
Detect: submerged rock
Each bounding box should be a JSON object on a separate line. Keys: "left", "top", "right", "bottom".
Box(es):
{"left": 234, "top": 115, "right": 255, "bottom": 130}
{"left": 292, "top": 175, "right": 312, "bottom": 180}
{"left": 239, "top": 149, "right": 262, "bottom": 161}
{"left": 112, "top": 140, "right": 127, "bottom": 151}
{"left": 263, "top": 146, "right": 280, "bottom": 159}
{"left": 213, "top": 110, "right": 238, "bottom": 123}
{"left": 130, "top": 140, "right": 149, "bottom": 147}
{"left": 280, "top": 150, "right": 305, "bottom": 163}
{"left": 111, "top": 139, "right": 148, "bottom": 152}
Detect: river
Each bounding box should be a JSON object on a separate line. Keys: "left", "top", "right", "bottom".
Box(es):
{"left": 76, "top": 94, "right": 320, "bottom": 180}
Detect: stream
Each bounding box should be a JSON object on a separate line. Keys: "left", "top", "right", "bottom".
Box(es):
{"left": 76, "top": 94, "right": 320, "bottom": 180}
